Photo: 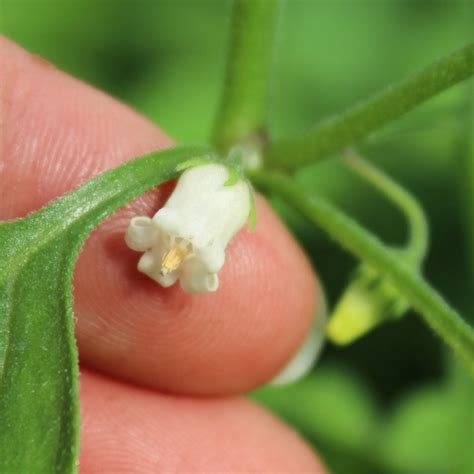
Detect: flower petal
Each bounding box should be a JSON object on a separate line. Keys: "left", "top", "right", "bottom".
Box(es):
{"left": 152, "top": 208, "right": 181, "bottom": 237}
{"left": 195, "top": 243, "right": 225, "bottom": 274}
{"left": 180, "top": 258, "right": 219, "bottom": 294}
{"left": 125, "top": 216, "right": 158, "bottom": 251}
{"left": 138, "top": 247, "right": 179, "bottom": 288}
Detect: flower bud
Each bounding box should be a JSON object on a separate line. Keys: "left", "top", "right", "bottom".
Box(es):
{"left": 327, "top": 265, "right": 408, "bottom": 345}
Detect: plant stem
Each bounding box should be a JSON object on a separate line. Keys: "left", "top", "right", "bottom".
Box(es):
{"left": 265, "top": 43, "right": 474, "bottom": 170}
{"left": 467, "top": 82, "right": 474, "bottom": 285}
{"left": 212, "top": 0, "right": 280, "bottom": 154}
{"left": 343, "top": 150, "right": 428, "bottom": 266}
{"left": 252, "top": 172, "right": 474, "bottom": 374}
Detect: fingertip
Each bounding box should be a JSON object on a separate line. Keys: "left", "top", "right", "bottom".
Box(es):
{"left": 1, "top": 35, "right": 323, "bottom": 395}
{"left": 0, "top": 34, "right": 172, "bottom": 220}
{"left": 79, "top": 369, "right": 327, "bottom": 474}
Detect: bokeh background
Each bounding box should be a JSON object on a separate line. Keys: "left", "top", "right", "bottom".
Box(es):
{"left": 2, "top": 1, "right": 473, "bottom": 472}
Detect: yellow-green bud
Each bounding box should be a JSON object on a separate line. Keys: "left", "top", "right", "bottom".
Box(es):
{"left": 327, "top": 265, "right": 408, "bottom": 345}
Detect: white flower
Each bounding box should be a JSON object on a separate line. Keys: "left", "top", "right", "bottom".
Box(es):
{"left": 125, "top": 163, "right": 251, "bottom": 294}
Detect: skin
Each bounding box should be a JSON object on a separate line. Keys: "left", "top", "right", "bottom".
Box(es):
{"left": 0, "top": 36, "right": 326, "bottom": 473}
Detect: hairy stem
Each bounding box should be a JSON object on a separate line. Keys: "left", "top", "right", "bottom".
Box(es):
{"left": 212, "top": 0, "right": 280, "bottom": 153}
{"left": 343, "top": 150, "right": 429, "bottom": 266}
{"left": 467, "top": 83, "right": 474, "bottom": 284}
{"left": 253, "top": 172, "right": 474, "bottom": 373}
{"left": 265, "top": 43, "right": 474, "bottom": 170}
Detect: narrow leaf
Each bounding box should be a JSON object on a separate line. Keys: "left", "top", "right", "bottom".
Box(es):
{"left": 0, "top": 146, "right": 209, "bottom": 473}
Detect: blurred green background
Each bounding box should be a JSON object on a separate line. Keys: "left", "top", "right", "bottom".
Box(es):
{"left": 2, "top": 1, "right": 473, "bottom": 472}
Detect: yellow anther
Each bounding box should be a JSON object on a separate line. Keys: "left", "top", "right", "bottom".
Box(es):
{"left": 160, "top": 246, "right": 187, "bottom": 276}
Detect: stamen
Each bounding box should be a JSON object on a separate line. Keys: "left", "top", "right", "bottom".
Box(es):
{"left": 160, "top": 245, "right": 187, "bottom": 276}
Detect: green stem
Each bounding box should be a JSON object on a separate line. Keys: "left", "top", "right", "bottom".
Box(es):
{"left": 212, "top": 0, "right": 280, "bottom": 154}
{"left": 252, "top": 172, "right": 474, "bottom": 374}
{"left": 467, "top": 82, "right": 474, "bottom": 285}
{"left": 343, "top": 150, "right": 428, "bottom": 266}
{"left": 265, "top": 43, "right": 474, "bottom": 170}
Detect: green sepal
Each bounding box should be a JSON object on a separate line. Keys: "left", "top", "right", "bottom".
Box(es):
{"left": 175, "top": 155, "right": 218, "bottom": 172}
{"left": 226, "top": 146, "right": 244, "bottom": 169}
{"left": 223, "top": 147, "right": 245, "bottom": 187}
{"left": 224, "top": 148, "right": 258, "bottom": 230}
{"left": 224, "top": 166, "right": 242, "bottom": 186}
{"left": 247, "top": 183, "right": 257, "bottom": 232}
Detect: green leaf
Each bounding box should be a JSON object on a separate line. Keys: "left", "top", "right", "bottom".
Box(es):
{"left": 265, "top": 43, "right": 474, "bottom": 170}
{"left": 254, "top": 365, "right": 379, "bottom": 453}
{"left": 0, "top": 146, "right": 209, "bottom": 474}
{"left": 253, "top": 366, "right": 385, "bottom": 473}
{"left": 380, "top": 361, "right": 474, "bottom": 473}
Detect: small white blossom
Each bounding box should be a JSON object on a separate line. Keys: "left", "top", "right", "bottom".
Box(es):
{"left": 125, "top": 163, "right": 251, "bottom": 294}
